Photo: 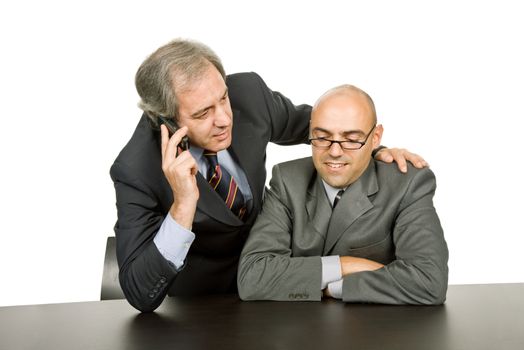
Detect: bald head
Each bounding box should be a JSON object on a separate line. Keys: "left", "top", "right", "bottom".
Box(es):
{"left": 309, "top": 84, "right": 382, "bottom": 188}
{"left": 313, "top": 85, "right": 377, "bottom": 126}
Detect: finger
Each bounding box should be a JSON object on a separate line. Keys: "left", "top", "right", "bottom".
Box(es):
{"left": 165, "top": 126, "right": 189, "bottom": 162}
{"left": 167, "top": 157, "right": 199, "bottom": 186}
{"left": 383, "top": 154, "right": 394, "bottom": 163}
{"left": 413, "top": 158, "right": 427, "bottom": 168}
{"left": 170, "top": 150, "right": 198, "bottom": 174}
{"left": 415, "top": 157, "right": 429, "bottom": 168}
{"left": 374, "top": 149, "right": 394, "bottom": 163}
{"left": 177, "top": 146, "right": 186, "bottom": 157}
{"left": 405, "top": 153, "right": 429, "bottom": 169}
{"left": 160, "top": 124, "right": 169, "bottom": 160}
{"left": 394, "top": 151, "right": 408, "bottom": 173}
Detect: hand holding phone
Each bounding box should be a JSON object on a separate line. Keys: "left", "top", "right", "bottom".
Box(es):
{"left": 159, "top": 116, "right": 199, "bottom": 228}
{"left": 158, "top": 116, "right": 190, "bottom": 151}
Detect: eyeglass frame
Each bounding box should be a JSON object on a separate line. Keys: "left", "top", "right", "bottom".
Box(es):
{"left": 308, "top": 124, "right": 377, "bottom": 150}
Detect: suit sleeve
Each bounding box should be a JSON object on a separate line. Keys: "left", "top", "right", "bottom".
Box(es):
{"left": 110, "top": 160, "right": 178, "bottom": 312}
{"left": 237, "top": 165, "right": 323, "bottom": 301}
{"left": 342, "top": 168, "right": 449, "bottom": 305}
{"left": 229, "top": 72, "right": 311, "bottom": 146}
{"left": 261, "top": 79, "right": 311, "bottom": 145}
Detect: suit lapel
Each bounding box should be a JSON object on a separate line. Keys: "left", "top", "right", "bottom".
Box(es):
{"left": 195, "top": 109, "right": 257, "bottom": 226}
{"left": 230, "top": 108, "right": 261, "bottom": 212}
{"left": 323, "top": 160, "right": 379, "bottom": 254}
{"left": 306, "top": 175, "right": 333, "bottom": 239}
{"left": 195, "top": 171, "right": 243, "bottom": 226}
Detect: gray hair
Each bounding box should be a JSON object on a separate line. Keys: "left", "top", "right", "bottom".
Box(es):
{"left": 135, "top": 38, "right": 226, "bottom": 125}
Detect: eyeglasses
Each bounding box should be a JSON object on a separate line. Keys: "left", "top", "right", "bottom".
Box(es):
{"left": 308, "top": 124, "right": 376, "bottom": 150}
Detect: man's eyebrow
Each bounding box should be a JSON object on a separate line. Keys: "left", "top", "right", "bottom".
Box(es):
{"left": 311, "top": 127, "right": 366, "bottom": 136}
{"left": 311, "top": 127, "right": 332, "bottom": 134}
{"left": 190, "top": 105, "right": 212, "bottom": 118}
{"left": 342, "top": 130, "right": 366, "bottom": 137}
{"left": 189, "top": 88, "right": 228, "bottom": 118}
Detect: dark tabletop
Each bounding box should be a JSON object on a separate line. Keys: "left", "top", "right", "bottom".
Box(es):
{"left": 1, "top": 283, "right": 523, "bottom": 350}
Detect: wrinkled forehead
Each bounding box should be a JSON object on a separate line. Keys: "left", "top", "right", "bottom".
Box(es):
{"left": 174, "top": 64, "right": 228, "bottom": 118}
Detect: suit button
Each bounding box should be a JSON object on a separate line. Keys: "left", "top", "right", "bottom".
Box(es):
{"left": 155, "top": 282, "right": 162, "bottom": 288}
{"left": 152, "top": 288, "right": 159, "bottom": 293}
{"left": 148, "top": 293, "right": 155, "bottom": 299}
{"left": 159, "top": 276, "right": 167, "bottom": 284}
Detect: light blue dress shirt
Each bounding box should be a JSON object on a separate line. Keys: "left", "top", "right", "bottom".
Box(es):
{"left": 153, "top": 146, "right": 252, "bottom": 269}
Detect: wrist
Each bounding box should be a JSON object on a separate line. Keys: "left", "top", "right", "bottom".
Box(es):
{"left": 340, "top": 256, "right": 384, "bottom": 276}
{"left": 327, "top": 280, "right": 343, "bottom": 299}
{"left": 169, "top": 200, "right": 197, "bottom": 229}
{"left": 340, "top": 256, "right": 355, "bottom": 276}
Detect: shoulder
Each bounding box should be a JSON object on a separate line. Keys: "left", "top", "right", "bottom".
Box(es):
{"left": 265, "top": 157, "right": 315, "bottom": 205}
{"left": 226, "top": 72, "right": 270, "bottom": 106}
{"left": 375, "top": 160, "right": 436, "bottom": 181}
{"left": 226, "top": 72, "right": 264, "bottom": 89}
{"left": 271, "top": 157, "right": 315, "bottom": 188}
{"left": 276, "top": 156, "right": 315, "bottom": 174}
{"left": 110, "top": 114, "right": 162, "bottom": 183}
{"left": 374, "top": 160, "right": 437, "bottom": 195}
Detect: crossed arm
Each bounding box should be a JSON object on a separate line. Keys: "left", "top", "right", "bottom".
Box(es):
{"left": 238, "top": 165, "right": 448, "bottom": 305}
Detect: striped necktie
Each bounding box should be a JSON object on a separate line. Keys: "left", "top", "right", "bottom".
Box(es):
{"left": 204, "top": 151, "right": 247, "bottom": 220}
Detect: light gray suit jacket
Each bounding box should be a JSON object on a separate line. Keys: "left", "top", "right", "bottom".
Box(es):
{"left": 238, "top": 157, "right": 448, "bottom": 304}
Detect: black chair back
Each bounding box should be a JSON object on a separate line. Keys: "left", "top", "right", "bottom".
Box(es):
{"left": 100, "top": 236, "right": 125, "bottom": 300}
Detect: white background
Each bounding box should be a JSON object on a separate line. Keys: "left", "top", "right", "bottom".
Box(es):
{"left": 1, "top": 0, "right": 523, "bottom": 307}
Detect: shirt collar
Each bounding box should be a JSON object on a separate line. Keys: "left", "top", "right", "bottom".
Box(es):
{"left": 321, "top": 180, "right": 347, "bottom": 207}
{"left": 189, "top": 144, "right": 204, "bottom": 162}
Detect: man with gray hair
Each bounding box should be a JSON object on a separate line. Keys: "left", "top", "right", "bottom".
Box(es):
{"left": 238, "top": 85, "right": 448, "bottom": 304}
{"left": 111, "top": 39, "right": 428, "bottom": 312}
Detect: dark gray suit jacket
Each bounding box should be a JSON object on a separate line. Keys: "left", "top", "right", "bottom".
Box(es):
{"left": 110, "top": 73, "right": 311, "bottom": 312}
{"left": 238, "top": 157, "right": 448, "bottom": 304}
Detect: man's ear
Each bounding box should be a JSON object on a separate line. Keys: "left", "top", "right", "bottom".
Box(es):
{"left": 372, "top": 124, "right": 384, "bottom": 149}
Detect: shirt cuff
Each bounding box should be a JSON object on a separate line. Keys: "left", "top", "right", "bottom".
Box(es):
{"left": 327, "top": 280, "right": 343, "bottom": 299}
{"left": 321, "top": 255, "right": 342, "bottom": 289}
{"left": 153, "top": 213, "right": 195, "bottom": 269}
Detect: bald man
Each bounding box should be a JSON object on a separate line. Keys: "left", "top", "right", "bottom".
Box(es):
{"left": 238, "top": 85, "right": 448, "bottom": 304}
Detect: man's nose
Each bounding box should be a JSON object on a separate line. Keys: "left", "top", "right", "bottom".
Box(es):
{"left": 328, "top": 141, "right": 344, "bottom": 157}
{"left": 214, "top": 105, "right": 231, "bottom": 127}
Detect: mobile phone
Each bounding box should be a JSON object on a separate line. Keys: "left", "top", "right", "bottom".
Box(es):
{"left": 158, "top": 116, "right": 190, "bottom": 151}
